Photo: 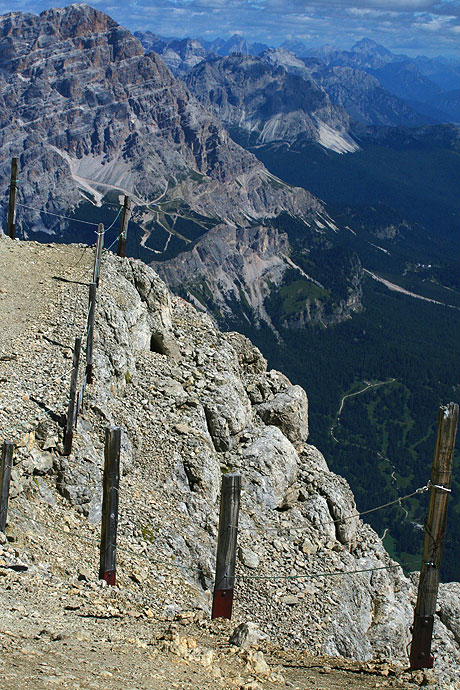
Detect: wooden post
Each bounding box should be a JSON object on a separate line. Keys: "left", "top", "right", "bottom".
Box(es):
{"left": 63, "top": 337, "right": 82, "bottom": 456}
{"left": 99, "top": 426, "right": 121, "bottom": 586}
{"left": 0, "top": 441, "right": 13, "bottom": 532}
{"left": 86, "top": 282, "right": 97, "bottom": 384}
{"left": 7, "top": 157, "right": 18, "bottom": 239}
{"left": 93, "top": 223, "right": 104, "bottom": 287}
{"left": 212, "top": 473, "right": 241, "bottom": 620}
{"left": 117, "top": 196, "right": 131, "bottom": 258}
{"left": 409, "top": 402, "right": 459, "bottom": 670}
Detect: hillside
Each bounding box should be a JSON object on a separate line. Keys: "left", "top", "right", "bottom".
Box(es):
{"left": 1, "top": 234, "right": 460, "bottom": 688}
{"left": 0, "top": 4, "right": 366, "bottom": 331}
{"left": 184, "top": 54, "right": 356, "bottom": 150}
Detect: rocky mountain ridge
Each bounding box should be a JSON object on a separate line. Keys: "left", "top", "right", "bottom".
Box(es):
{"left": 1, "top": 235, "right": 459, "bottom": 688}
{"left": 135, "top": 29, "right": 450, "bottom": 127}
{"left": 261, "top": 49, "right": 432, "bottom": 128}
{"left": 184, "top": 54, "right": 358, "bottom": 151}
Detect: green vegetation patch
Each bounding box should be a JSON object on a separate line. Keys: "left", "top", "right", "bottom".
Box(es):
{"left": 279, "top": 279, "right": 329, "bottom": 316}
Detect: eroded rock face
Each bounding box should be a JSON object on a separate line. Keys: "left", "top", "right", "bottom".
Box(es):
{"left": 71, "top": 253, "right": 438, "bottom": 665}
{"left": 185, "top": 53, "right": 355, "bottom": 149}
{"left": 256, "top": 385, "right": 308, "bottom": 448}
{"left": 439, "top": 582, "right": 460, "bottom": 646}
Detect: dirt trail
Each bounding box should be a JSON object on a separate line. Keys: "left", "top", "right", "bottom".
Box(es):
{"left": 0, "top": 563, "right": 417, "bottom": 690}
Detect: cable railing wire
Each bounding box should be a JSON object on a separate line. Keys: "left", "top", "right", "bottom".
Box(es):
{"left": 8, "top": 497, "right": 424, "bottom": 586}
{"left": 237, "top": 482, "right": 432, "bottom": 536}
{"left": 16, "top": 202, "right": 100, "bottom": 227}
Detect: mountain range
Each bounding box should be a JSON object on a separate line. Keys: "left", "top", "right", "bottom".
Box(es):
{"left": 136, "top": 32, "right": 460, "bottom": 125}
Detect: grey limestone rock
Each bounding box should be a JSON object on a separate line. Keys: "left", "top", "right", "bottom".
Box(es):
{"left": 256, "top": 384, "right": 308, "bottom": 447}
{"left": 300, "top": 444, "right": 329, "bottom": 473}
{"left": 439, "top": 582, "right": 460, "bottom": 646}
{"left": 316, "top": 473, "right": 359, "bottom": 549}
{"left": 238, "top": 546, "right": 260, "bottom": 569}
{"left": 240, "top": 426, "right": 298, "bottom": 510}
{"left": 26, "top": 448, "right": 54, "bottom": 476}
{"left": 230, "top": 622, "right": 266, "bottom": 649}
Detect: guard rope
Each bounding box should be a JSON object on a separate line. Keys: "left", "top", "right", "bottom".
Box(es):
{"left": 16, "top": 202, "right": 99, "bottom": 227}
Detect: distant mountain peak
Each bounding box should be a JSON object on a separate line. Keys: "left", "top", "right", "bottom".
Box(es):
{"left": 351, "top": 38, "right": 393, "bottom": 57}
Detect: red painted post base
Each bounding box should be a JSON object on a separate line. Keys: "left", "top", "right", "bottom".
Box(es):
{"left": 409, "top": 614, "right": 434, "bottom": 670}
{"left": 100, "top": 569, "right": 116, "bottom": 586}
{"left": 211, "top": 588, "right": 234, "bottom": 619}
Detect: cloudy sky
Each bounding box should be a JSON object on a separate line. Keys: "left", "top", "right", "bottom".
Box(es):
{"left": 2, "top": 0, "right": 460, "bottom": 57}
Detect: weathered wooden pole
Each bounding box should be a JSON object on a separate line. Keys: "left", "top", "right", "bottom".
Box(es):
{"left": 93, "top": 223, "right": 104, "bottom": 287}
{"left": 85, "top": 281, "right": 97, "bottom": 384}
{"left": 63, "top": 337, "right": 82, "bottom": 456}
{"left": 99, "top": 426, "right": 121, "bottom": 586}
{"left": 0, "top": 441, "right": 13, "bottom": 532}
{"left": 409, "top": 402, "right": 459, "bottom": 670}
{"left": 6, "top": 157, "right": 18, "bottom": 239}
{"left": 117, "top": 196, "right": 131, "bottom": 258}
{"left": 212, "top": 473, "right": 241, "bottom": 620}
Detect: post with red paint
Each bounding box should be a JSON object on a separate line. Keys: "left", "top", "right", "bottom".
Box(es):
{"left": 409, "top": 402, "right": 458, "bottom": 670}
{"left": 212, "top": 473, "right": 241, "bottom": 619}
{"left": 99, "top": 426, "right": 121, "bottom": 586}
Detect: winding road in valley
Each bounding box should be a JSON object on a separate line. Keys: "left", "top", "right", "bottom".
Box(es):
{"left": 330, "top": 378, "right": 396, "bottom": 442}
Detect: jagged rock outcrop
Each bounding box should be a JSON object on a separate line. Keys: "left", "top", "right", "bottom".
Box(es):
{"left": 136, "top": 34, "right": 209, "bottom": 77}
{"left": 135, "top": 31, "right": 270, "bottom": 76}
{"left": 2, "top": 236, "right": 458, "bottom": 688}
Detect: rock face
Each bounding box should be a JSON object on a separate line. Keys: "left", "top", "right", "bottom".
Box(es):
{"left": 0, "top": 4, "right": 316, "bottom": 234}
{"left": 135, "top": 31, "right": 269, "bottom": 77}
{"left": 136, "top": 34, "right": 209, "bottom": 77}
{"left": 153, "top": 218, "right": 364, "bottom": 333}
{"left": 1, "top": 237, "right": 460, "bottom": 688}
{"left": 185, "top": 54, "right": 357, "bottom": 151}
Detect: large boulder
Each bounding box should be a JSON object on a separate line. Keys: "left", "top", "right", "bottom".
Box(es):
{"left": 256, "top": 384, "right": 308, "bottom": 447}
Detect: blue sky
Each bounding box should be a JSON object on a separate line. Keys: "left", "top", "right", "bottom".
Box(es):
{"left": 2, "top": 1, "right": 460, "bottom": 57}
